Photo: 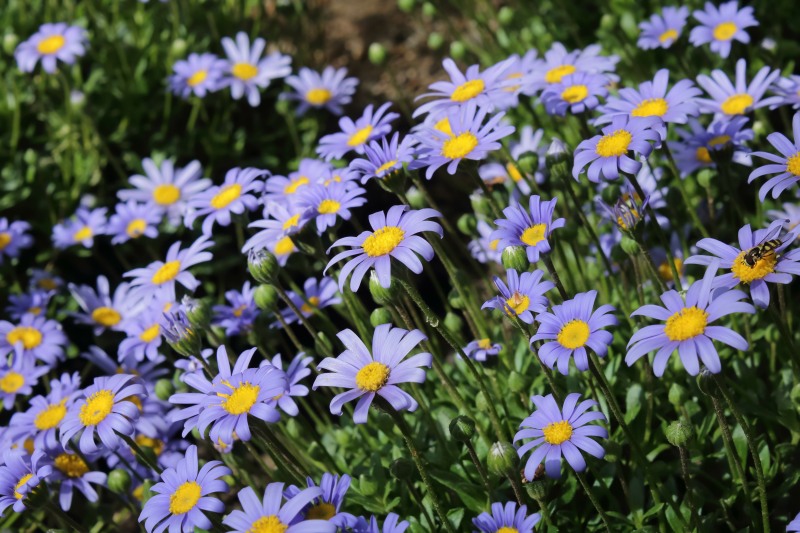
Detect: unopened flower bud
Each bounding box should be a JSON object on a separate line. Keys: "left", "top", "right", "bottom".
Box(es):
{"left": 182, "top": 296, "right": 210, "bottom": 330}
{"left": 254, "top": 284, "right": 279, "bottom": 311}
{"left": 498, "top": 6, "right": 514, "bottom": 25}
{"left": 406, "top": 186, "right": 425, "bottom": 209}
{"left": 517, "top": 154, "right": 538, "bottom": 176}
{"left": 370, "top": 307, "right": 393, "bottom": 327}
{"left": 449, "top": 416, "right": 476, "bottom": 442}
{"left": 665, "top": 420, "right": 693, "bottom": 447}
{"left": 525, "top": 474, "right": 549, "bottom": 499}
{"left": 620, "top": 236, "right": 640, "bottom": 256}
{"left": 422, "top": 2, "right": 436, "bottom": 17}
{"left": 170, "top": 38, "right": 187, "bottom": 57}
{"left": 696, "top": 368, "right": 719, "bottom": 397}
{"left": 397, "top": 0, "right": 415, "bottom": 12}
{"left": 502, "top": 246, "right": 529, "bottom": 271}
{"left": 160, "top": 308, "right": 200, "bottom": 357}
{"left": 3, "top": 34, "right": 19, "bottom": 55}
{"left": 368, "top": 42, "right": 387, "bottom": 65}
{"left": 545, "top": 138, "right": 569, "bottom": 168}
{"left": 155, "top": 379, "right": 174, "bottom": 401}
{"left": 107, "top": 469, "right": 131, "bottom": 494}
{"left": 450, "top": 41, "right": 466, "bottom": 60}
{"left": 470, "top": 192, "right": 493, "bottom": 218}
{"left": 248, "top": 248, "right": 279, "bottom": 284}
{"left": 390, "top": 458, "right": 415, "bottom": 480}
{"left": 457, "top": 213, "right": 477, "bottom": 236}
{"left": 369, "top": 271, "right": 402, "bottom": 305}
{"left": 427, "top": 32, "right": 443, "bottom": 50}
{"left": 696, "top": 169, "right": 713, "bottom": 189}
{"left": 487, "top": 442, "right": 519, "bottom": 476}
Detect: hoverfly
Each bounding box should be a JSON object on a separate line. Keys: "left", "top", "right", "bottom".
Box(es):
{"left": 741, "top": 226, "right": 783, "bottom": 268}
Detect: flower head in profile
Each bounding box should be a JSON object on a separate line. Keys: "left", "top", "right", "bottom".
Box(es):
{"left": 185, "top": 167, "right": 266, "bottom": 235}
{"left": 771, "top": 76, "right": 800, "bottom": 110}
{"left": 350, "top": 132, "right": 416, "bottom": 183}
{"left": 6, "top": 289, "right": 53, "bottom": 321}
{"left": 8, "top": 372, "right": 80, "bottom": 450}
{"left": 748, "top": 112, "right": 800, "bottom": 200}
{"left": 0, "top": 450, "right": 52, "bottom": 516}
{"left": 492, "top": 195, "right": 565, "bottom": 263}
{"left": 326, "top": 205, "right": 442, "bottom": 291}
{"left": 515, "top": 393, "right": 607, "bottom": 479}
{"left": 637, "top": 6, "right": 690, "bottom": 49}
{"left": 468, "top": 220, "right": 503, "bottom": 265}
{"left": 29, "top": 269, "right": 63, "bottom": 292}
{"left": 223, "top": 483, "right": 337, "bottom": 533}
{"left": 473, "top": 502, "right": 541, "bottom": 533}
{"left": 69, "top": 275, "right": 142, "bottom": 334}
{"left": 242, "top": 202, "right": 307, "bottom": 258}
{"left": 275, "top": 277, "right": 340, "bottom": 327}
{"left": 221, "top": 32, "right": 291, "bottom": 107}
{"left": 532, "top": 291, "right": 617, "bottom": 375}
{"left": 689, "top": 1, "right": 757, "bottom": 58}
{"left": 0, "top": 219, "right": 32, "bottom": 264}
{"left": 118, "top": 158, "right": 210, "bottom": 224}
{"left": 672, "top": 116, "right": 753, "bottom": 177}
{"left": 413, "top": 101, "right": 515, "bottom": 179}
{"left": 528, "top": 42, "right": 619, "bottom": 94}
{"left": 39, "top": 450, "right": 106, "bottom": 511}
{"left": 284, "top": 473, "right": 353, "bottom": 526}
{"left": 169, "top": 52, "right": 227, "bottom": 99}
{"left": 572, "top": 115, "right": 661, "bottom": 183}
{"left": 260, "top": 353, "right": 313, "bottom": 416}
{"left": 60, "top": 374, "right": 145, "bottom": 454}
{"left": 482, "top": 269, "right": 554, "bottom": 324}
{"left": 297, "top": 182, "right": 367, "bottom": 233}
{"left": 108, "top": 200, "right": 161, "bottom": 244}
{"left": 125, "top": 236, "right": 213, "bottom": 301}
{"left": 52, "top": 207, "right": 107, "bottom": 249}
{"left": 212, "top": 281, "right": 259, "bottom": 336}
{"left": 541, "top": 71, "right": 608, "bottom": 116}
{"left": 0, "top": 313, "right": 67, "bottom": 366}
{"left": 626, "top": 260, "right": 755, "bottom": 376}
{"left": 313, "top": 324, "right": 432, "bottom": 424}
{"left": 317, "top": 103, "right": 399, "bottom": 160}
{"left": 0, "top": 357, "right": 48, "bottom": 409}
{"left": 139, "top": 445, "right": 230, "bottom": 533}
{"left": 119, "top": 302, "right": 172, "bottom": 363}
{"left": 463, "top": 338, "right": 502, "bottom": 362}
{"left": 696, "top": 59, "right": 780, "bottom": 118}
{"left": 15, "top": 23, "right": 87, "bottom": 73}
{"left": 282, "top": 66, "right": 359, "bottom": 116}
{"left": 413, "top": 56, "right": 515, "bottom": 117}
{"left": 685, "top": 221, "right": 800, "bottom": 308}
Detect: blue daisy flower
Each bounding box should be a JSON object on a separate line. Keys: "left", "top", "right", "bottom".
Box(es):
{"left": 349, "top": 132, "right": 416, "bottom": 184}
{"left": 541, "top": 71, "right": 609, "bottom": 116}
{"left": 221, "top": 32, "right": 292, "bottom": 107}
{"left": 672, "top": 116, "right": 753, "bottom": 177}
{"left": 263, "top": 158, "right": 331, "bottom": 205}
{"left": 260, "top": 353, "right": 313, "bottom": 416}
{"left": 696, "top": 59, "right": 781, "bottom": 118}
{"left": 52, "top": 207, "right": 107, "bottom": 249}
{"left": 463, "top": 338, "right": 502, "bottom": 362}
{"left": 0, "top": 219, "right": 32, "bottom": 264}
{"left": 491, "top": 195, "right": 565, "bottom": 264}
{"left": 771, "top": 75, "right": 800, "bottom": 110}
{"left": 297, "top": 181, "right": 367, "bottom": 233}
{"left": 0, "top": 450, "right": 52, "bottom": 515}
{"left": 482, "top": 269, "right": 554, "bottom": 324}
{"left": 15, "top": 23, "right": 87, "bottom": 73}
{"left": 243, "top": 202, "right": 308, "bottom": 255}
{"left": 68, "top": 275, "right": 143, "bottom": 334}
{"left": 212, "top": 281, "right": 259, "bottom": 336}
{"left": 185, "top": 167, "right": 266, "bottom": 235}
{"left": 125, "top": 236, "right": 213, "bottom": 302}
{"left": 689, "top": 1, "right": 757, "bottom": 59}
{"left": 170, "top": 52, "right": 227, "bottom": 99}
{"left": 6, "top": 289, "right": 53, "bottom": 320}
{"left": 748, "top": 111, "right": 800, "bottom": 200}
{"left": 282, "top": 66, "right": 359, "bottom": 116}
{"left": 108, "top": 200, "right": 161, "bottom": 244}
{"left": 40, "top": 450, "right": 107, "bottom": 511}
{"left": 0, "top": 313, "right": 67, "bottom": 366}
{"left": 637, "top": 6, "right": 690, "bottom": 50}
{"left": 472, "top": 501, "right": 541, "bottom": 533}
{"left": 7, "top": 372, "right": 80, "bottom": 451}
{"left": 317, "top": 103, "right": 399, "bottom": 160}
{"left": 0, "top": 357, "right": 49, "bottom": 409}
{"left": 528, "top": 42, "right": 619, "bottom": 95}
{"left": 275, "top": 276, "right": 341, "bottom": 327}
{"left": 468, "top": 220, "right": 503, "bottom": 265}
{"left": 224, "top": 483, "right": 336, "bottom": 533}
{"left": 283, "top": 473, "right": 353, "bottom": 526}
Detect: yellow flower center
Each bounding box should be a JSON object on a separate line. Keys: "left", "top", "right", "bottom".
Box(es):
{"left": 139, "top": 323, "right": 161, "bottom": 343}
{"left": 520, "top": 223, "right": 547, "bottom": 247}
{"left": 92, "top": 306, "right": 122, "bottom": 327}
{"left": 38, "top": 278, "right": 58, "bottom": 291}
{"left": 696, "top": 146, "right": 712, "bottom": 164}
{"left": 708, "top": 135, "right": 732, "bottom": 150}
{"left": 135, "top": 434, "right": 165, "bottom": 456}
{"left": 249, "top": 515, "right": 288, "bottom": 533}
{"left": 274, "top": 236, "right": 295, "bottom": 256}
{"left": 0, "top": 372, "right": 24, "bottom": 394}
{"left": 595, "top": 129, "right": 632, "bottom": 158}
{"left": 347, "top": 125, "right": 373, "bottom": 147}
{"left": 505, "top": 162, "right": 524, "bottom": 183}
{"left": 187, "top": 69, "right": 208, "bottom": 87}
{"left": 126, "top": 395, "right": 143, "bottom": 412}
{"left": 504, "top": 292, "right": 530, "bottom": 316}
{"left": 305, "top": 88, "right": 332, "bottom": 106}
{"left": 151, "top": 260, "right": 181, "bottom": 285}
{"left": 14, "top": 474, "right": 33, "bottom": 500}
{"left": 355, "top": 361, "right": 390, "bottom": 392}
{"left": 450, "top": 79, "right": 485, "bottom": 102}
{"left": 306, "top": 502, "right": 336, "bottom": 521}
{"left": 504, "top": 72, "right": 523, "bottom": 92}
{"left": 211, "top": 184, "right": 243, "bottom": 210}
{"left": 284, "top": 176, "right": 309, "bottom": 195}
{"left": 6, "top": 326, "right": 43, "bottom": 350}
{"left": 632, "top": 97, "right": 669, "bottom": 117}
{"left": 441, "top": 132, "right": 479, "bottom": 159}
{"left": 79, "top": 389, "right": 115, "bottom": 426}
{"left": 232, "top": 62, "right": 258, "bottom": 81}
{"left": 23, "top": 438, "right": 34, "bottom": 455}
{"left": 664, "top": 306, "right": 708, "bottom": 342}
{"left": 713, "top": 21, "right": 737, "bottom": 41}
{"left": 73, "top": 226, "right": 93, "bottom": 242}
{"left": 561, "top": 84, "right": 588, "bottom": 104}
{"left": 126, "top": 218, "right": 147, "bottom": 238}
{"left": 545, "top": 64, "right": 576, "bottom": 84}
{"left": 153, "top": 184, "right": 181, "bottom": 206}
{"left": 54, "top": 453, "right": 89, "bottom": 478}
{"left": 36, "top": 35, "right": 66, "bottom": 55}
{"left": 658, "top": 258, "right": 683, "bottom": 282}
{"left": 0, "top": 233, "right": 12, "bottom": 250}
{"left": 169, "top": 481, "right": 202, "bottom": 515}
{"left": 282, "top": 214, "right": 301, "bottom": 230}
{"left": 133, "top": 484, "right": 144, "bottom": 501}
{"left": 376, "top": 159, "right": 399, "bottom": 175}
{"left": 787, "top": 153, "right": 800, "bottom": 176}
{"left": 557, "top": 320, "right": 591, "bottom": 350}
{"left": 28, "top": 307, "right": 42, "bottom": 316}
{"left": 34, "top": 401, "right": 67, "bottom": 430}
{"left": 434, "top": 117, "right": 452, "bottom": 136}
{"left": 659, "top": 29, "right": 679, "bottom": 43}
{"left": 300, "top": 296, "right": 320, "bottom": 314}
{"left": 542, "top": 420, "right": 573, "bottom": 445}
{"left": 218, "top": 382, "right": 260, "bottom": 415}
{"left": 477, "top": 338, "right": 493, "bottom": 350}
{"left": 318, "top": 199, "right": 341, "bottom": 214}
{"left": 720, "top": 93, "right": 754, "bottom": 115}
{"left": 362, "top": 226, "right": 405, "bottom": 257}
{"left": 489, "top": 239, "right": 500, "bottom": 251}
{"left": 232, "top": 305, "right": 248, "bottom": 318}
{"left": 731, "top": 250, "right": 777, "bottom": 284}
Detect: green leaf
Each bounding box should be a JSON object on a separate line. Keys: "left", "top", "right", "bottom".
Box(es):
{"left": 446, "top": 508, "right": 465, "bottom": 530}
{"left": 625, "top": 383, "right": 643, "bottom": 423}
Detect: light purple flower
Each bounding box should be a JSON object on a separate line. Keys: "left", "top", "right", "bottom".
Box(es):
{"left": 169, "top": 52, "right": 227, "bottom": 99}
{"left": 672, "top": 116, "right": 753, "bottom": 177}
{"left": 689, "top": 1, "right": 757, "bottom": 59}
{"left": 125, "top": 236, "right": 214, "bottom": 301}
{"left": 68, "top": 275, "right": 143, "bottom": 334}
{"left": 6, "top": 289, "right": 53, "bottom": 320}
{"left": 473, "top": 502, "right": 541, "bottom": 533}
{"left": 297, "top": 182, "right": 366, "bottom": 233}
{"left": 771, "top": 75, "right": 800, "bottom": 110}
{"left": 185, "top": 167, "right": 266, "bottom": 235}
{"left": 212, "top": 281, "right": 259, "bottom": 336}
{"left": 349, "top": 132, "right": 416, "bottom": 183}
{"left": 223, "top": 483, "right": 336, "bottom": 533}
{"left": 0, "top": 219, "right": 32, "bottom": 264}
{"left": 696, "top": 59, "right": 781, "bottom": 118}
{"left": 260, "top": 353, "right": 313, "bottom": 416}
{"left": 541, "top": 72, "right": 609, "bottom": 116}
{"left": 463, "top": 338, "right": 501, "bottom": 362}
{"left": 40, "top": 449, "right": 107, "bottom": 511}
{"left": 748, "top": 112, "right": 800, "bottom": 200}
{"left": 7, "top": 372, "right": 80, "bottom": 451}
{"left": 527, "top": 43, "right": 619, "bottom": 95}
{"left": 482, "top": 269, "right": 554, "bottom": 324}
{"left": 15, "top": 23, "right": 87, "bottom": 73}
{"left": 491, "top": 195, "right": 565, "bottom": 264}
{"left": 282, "top": 66, "right": 359, "bottom": 116}
{"left": 637, "top": 6, "right": 690, "bottom": 50}
{"left": 242, "top": 202, "right": 308, "bottom": 254}
{"left": 275, "top": 277, "right": 340, "bottom": 327}
{"left": 317, "top": 103, "right": 399, "bottom": 160}
{"left": 221, "top": 32, "right": 292, "bottom": 107}
{"left": 52, "top": 207, "right": 107, "bottom": 249}
{"left": 0, "top": 450, "right": 52, "bottom": 515}
{"left": 468, "top": 220, "right": 503, "bottom": 265}
{"left": 108, "top": 200, "right": 161, "bottom": 244}
{"left": 0, "top": 313, "right": 67, "bottom": 366}
{"left": 263, "top": 158, "right": 331, "bottom": 205}
{"left": 0, "top": 356, "right": 48, "bottom": 409}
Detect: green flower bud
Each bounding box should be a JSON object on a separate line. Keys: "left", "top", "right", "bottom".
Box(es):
{"left": 254, "top": 284, "right": 279, "bottom": 312}
{"left": 545, "top": 139, "right": 570, "bottom": 168}
{"left": 697, "top": 169, "right": 713, "bottom": 189}
{"left": 3, "top": 34, "right": 18, "bottom": 55}
{"left": 525, "top": 477, "right": 549, "bottom": 499}
{"left": 370, "top": 307, "right": 393, "bottom": 327}
{"left": 599, "top": 14, "right": 616, "bottom": 31}
{"left": 422, "top": 2, "right": 436, "bottom": 17}
{"left": 696, "top": 368, "right": 718, "bottom": 397}
{"left": 620, "top": 12, "right": 639, "bottom": 39}
{"left": 620, "top": 236, "right": 640, "bottom": 256}
{"left": 450, "top": 41, "right": 466, "bottom": 60}
{"left": 397, "top": 0, "right": 415, "bottom": 12}
{"left": 427, "top": 32, "right": 444, "bottom": 51}
{"left": 502, "top": 246, "right": 529, "bottom": 271}
{"left": 154, "top": 379, "right": 175, "bottom": 402}
{"left": 334, "top": 429, "right": 351, "bottom": 447}
{"left": 517, "top": 154, "right": 538, "bottom": 176}
{"left": 107, "top": 469, "right": 131, "bottom": 494}
{"left": 368, "top": 42, "right": 387, "bottom": 65}
{"left": 222, "top": 475, "right": 236, "bottom": 487}
{"left": 668, "top": 383, "right": 689, "bottom": 407}
{"left": 369, "top": 270, "right": 402, "bottom": 305}
{"left": 470, "top": 192, "right": 493, "bottom": 218}
{"left": 497, "top": 6, "right": 514, "bottom": 25}
{"left": 170, "top": 38, "right": 188, "bottom": 57}
{"left": 475, "top": 391, "right": 488, "bottom": 412}
{"left": 449, "top": 416, "right": 476, "bottom": 442}
{"left": 182, "top": 296, "right": 211, "bottom": 330}
{"left": 389, "top": 458, "right": 415, "bottom": 480}
{"left": 248, "top": 249, "right": 279, "bottom": 284}
{"left": 315, "top": 332, "right": 334, "bottom": 357}
{"left": 665, "top": 419, "right": 693, "bottom": 447}
{"left": 448, "top": 289, "right": 465, "bottom": 310}
{"left": 487, "top": 442, "right": 519, "bottom": 476}
{"left": 443, "top": 312, "right": 463, "bottom": 336}
{"left": 508, "top": 371, "right": 527, "bottom": 394}
{"left": 406, "top": 186, "right": 425, "bottom": 209}
{"left": 457, "top": 213, "right": 478, "bottom": 236}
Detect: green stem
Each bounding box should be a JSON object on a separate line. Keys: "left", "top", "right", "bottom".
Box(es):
{"left": 678, "top": 445, "right": 699, "bottom": 530}
{"left": 575, "top": 471, "right": 611, "bottom": 532}
{"left": 709, "top": 395, "right": 753, "bottom": 509}
{"left": 662, "top": 142, "right": 710, "bottom": 239}
{"left": 118, "top": 433, "right": 162, "bottom": 474}
{"left": 464, "top": 439, "right": 491, "bottom": 496}
{"left": 542, "top": 254, "right": 568, "bottom": 300}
